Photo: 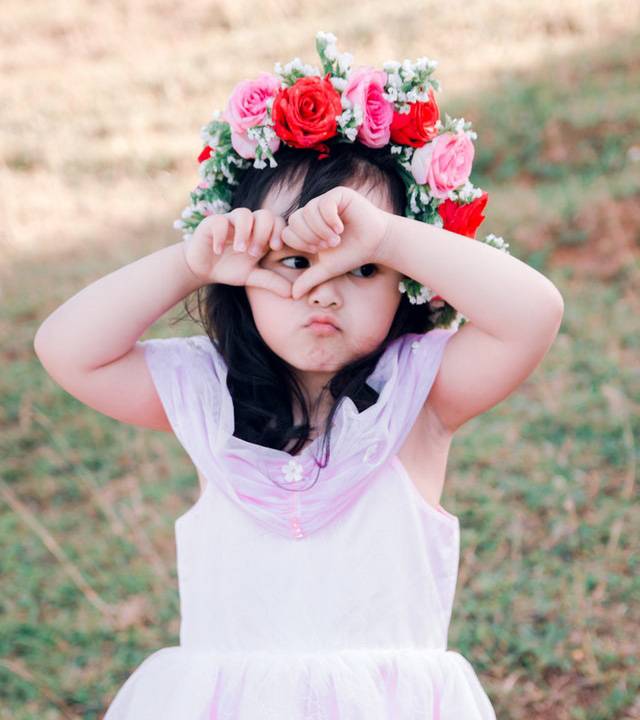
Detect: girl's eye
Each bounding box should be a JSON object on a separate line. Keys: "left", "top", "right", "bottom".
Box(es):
{"left": 280, "top": 256, "right": 308, "bottom": 270}
{"left": 280, "top": 257, "right": 378, "bottom": 278}
{"left": 350, "top": 263, "right": 378, "bottom": 278}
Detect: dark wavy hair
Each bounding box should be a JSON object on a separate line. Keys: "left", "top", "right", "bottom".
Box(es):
{"left": 178, "top": 137, "right": 437, "bottom": 486}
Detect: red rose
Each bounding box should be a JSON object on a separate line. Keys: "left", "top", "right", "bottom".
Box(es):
{"left": 437, "top": 192, "right": 489, "bottom": 238}
{"left": 198, "top": 145, "right": 215, "bottom": 163}
{"left": 389, "top": 87, "right": 440, "bottom": 148}
{"left": 272, "top": 73, "right": 343, "bottom": 157}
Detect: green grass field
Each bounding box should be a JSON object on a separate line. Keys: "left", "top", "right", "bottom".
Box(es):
{"left": 1, "top": 4, "right": 638, "bottom": 718}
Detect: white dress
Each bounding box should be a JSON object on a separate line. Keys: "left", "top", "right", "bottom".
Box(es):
{"left": 103, "top": 327, "right": 497, "bottom": 719}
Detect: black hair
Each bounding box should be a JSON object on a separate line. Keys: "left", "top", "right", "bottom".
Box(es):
{"left": 179, "top": 137, "right": 437, "bottom": 488}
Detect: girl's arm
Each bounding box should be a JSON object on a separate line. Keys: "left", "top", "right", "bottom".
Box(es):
{"left": 376, "top": 216, "right": 565, "bottom": 433}
{"left": 34, "top": 241, "right": 203, "bottom": 431}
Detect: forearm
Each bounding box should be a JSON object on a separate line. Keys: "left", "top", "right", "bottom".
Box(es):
{"left": 34, "top": 241, "right": 203, "bottom": 370}
{"left": 377, "top": 214, "right": 564, "bottom": 340}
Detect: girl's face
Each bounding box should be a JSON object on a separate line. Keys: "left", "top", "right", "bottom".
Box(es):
{"left": 245, "top": 176, "right": 404, "bottom": 403}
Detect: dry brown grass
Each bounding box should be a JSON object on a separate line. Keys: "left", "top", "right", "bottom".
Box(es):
{"left": 1, "top": 0, "right": 638, "bottom": 267}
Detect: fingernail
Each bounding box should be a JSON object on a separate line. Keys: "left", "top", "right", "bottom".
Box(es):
{"left": 329, "top": 235, "right": 340, "bottom": 246}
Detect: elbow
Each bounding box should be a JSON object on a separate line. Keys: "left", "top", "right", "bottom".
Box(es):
{"left": 539, "top": 286, "right": 565, "bottom": 340}
{"left": 539, "top": 280, "right": 565, "bottom": 321}
{"left": 33, "top": 324, "right": 52, "bottom": 361}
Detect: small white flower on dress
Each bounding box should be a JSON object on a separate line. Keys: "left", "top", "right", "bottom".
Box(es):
{"left": 411, "top": 340, "right": 421, "bottom": 352}
{"left": 363, "top": 441, "right": 383, "bottom": 464}
{"left": 282, "top": 459, "right": 304, "bottom": 483}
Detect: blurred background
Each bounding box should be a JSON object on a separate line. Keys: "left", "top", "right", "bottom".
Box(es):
{"left": 1, "top": 1, "right": 639, "bottom": 717}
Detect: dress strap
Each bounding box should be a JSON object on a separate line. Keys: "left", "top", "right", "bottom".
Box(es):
{"left": 141, "top": 335, "right": 226, "bottom": 475}
{"left": 386, "top": 327, "right": 458, "bottom": 457}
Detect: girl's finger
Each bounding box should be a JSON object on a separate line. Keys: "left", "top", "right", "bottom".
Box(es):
{"left": 247, "top": 268, "right": 292, "bottom": 298}
{"left": 302, "top": 200, "right": 339, "bottom": 245}
{"left": 269, "top": 216, "right": 286, "bottom": 251}
{"left": 206, "top": 215, "right": 231, "bottom": 255}
{"left": 281, "top": 225, "right": 311, "bottom": 252}
{"left": 227, "top": 208, "right": 254, "bottom": 252}
{"left": 248, "top": 209, "right": 274, "bottom": 257}
{"left": 291, "top": 263, "right": 333, "bottom": 300}
{"left": 287, "top": 208, "right": 325, "bottom": 249}
{"left": 318, "top": 194, "right": 344, "bottom": 235}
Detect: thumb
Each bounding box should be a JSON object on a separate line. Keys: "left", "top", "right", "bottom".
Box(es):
{"left": 246, "top": 268, "right": 292, "bottom": 298}
{"left": 291, "top": 264, "right": 332, "bottom": 300}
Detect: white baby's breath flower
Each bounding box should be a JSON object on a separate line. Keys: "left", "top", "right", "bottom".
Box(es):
{"left": 484, "top": 233, "right": 510, "bottom": 252}
{"left": 324, "top": 44, "right": 338, "bottom": 61}
{"left": 316, "top": 30, "right": 337, "bottom": 45}
{"left": 382, "top": 87, "right": 398, "bottom": 102}
{"left": 338, "top": 108, "right": 353, "bottom": 125}
{"left": 337, "top": 52, "right": 353, "bottom": 73}
{"left": 345, "top": 127, "right": 358, "bottom": 141}
{"left": 411, "top": 286, "right": 431, "bottom": 305}
{"left": 288, "top": 58, "right": 304, "bottom": 73}
{"left": 331, "top": 76, "right": 348, "bottom": 92}
{"left": 387, "top": 72, "right": 402, "bottom": 87}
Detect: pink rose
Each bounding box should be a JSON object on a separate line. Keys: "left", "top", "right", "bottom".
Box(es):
{"left": 343, "top": 67, "right": 394, "bottom": 148}
{"left": 223, "top": 72, "right": 282, "bottom": 159}
{"left": 411, "top": 132, "right": 475, "bottom": 199}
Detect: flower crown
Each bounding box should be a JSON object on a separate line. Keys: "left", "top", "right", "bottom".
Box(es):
{"left": 174, "top": 31, "right": 511, "bottom": 330}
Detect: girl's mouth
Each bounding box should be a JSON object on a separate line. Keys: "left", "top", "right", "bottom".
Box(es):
{"left": 306, "top": 322, "right": 340, "bottom": 335}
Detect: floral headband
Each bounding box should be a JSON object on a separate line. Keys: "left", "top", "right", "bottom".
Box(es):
{"left": 174, "top": 31, "right": 511, "bottom": 329}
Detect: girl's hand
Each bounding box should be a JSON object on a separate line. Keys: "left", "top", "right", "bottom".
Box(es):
{"left": 183, "top": 208, "right": 292, "bottom": 297}
{"left": 282, "top": 185, "right": 392, "bottom": 300}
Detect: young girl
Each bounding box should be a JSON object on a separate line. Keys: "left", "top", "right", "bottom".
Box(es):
{"left": 34, "top": 33, "right": 564, "bottom": 719}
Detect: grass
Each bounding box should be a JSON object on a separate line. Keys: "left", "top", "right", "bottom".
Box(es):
{"left": 1, "top": 2, "right": 639, "bottom": 718}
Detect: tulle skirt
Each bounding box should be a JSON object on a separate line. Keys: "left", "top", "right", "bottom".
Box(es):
{"left": 103, "top": 645, "right": 496, "bottom": 719}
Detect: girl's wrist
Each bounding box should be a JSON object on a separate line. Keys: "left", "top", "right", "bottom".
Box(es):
{"left": 372, "top": 212, "right": 400, "bottom": 267}
{"left": 177, "top": 240, "right": 208, "bottom": 291}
